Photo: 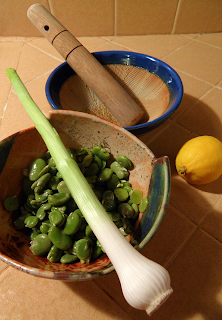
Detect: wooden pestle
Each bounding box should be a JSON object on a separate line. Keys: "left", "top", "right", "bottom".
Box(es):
{"left": 27, "top": 4, "right": 144, "bottom": 127}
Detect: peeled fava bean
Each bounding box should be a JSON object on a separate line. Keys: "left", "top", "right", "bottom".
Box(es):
{"left": 48, "top": 226, "right": 72, "bottom": 251}
{"left": 29, "top": 158, "right": 46, "bottom": 181}
{"left": 64, "top": 210, "right": 82, "bottom": 235}
{"left": 47, "top": 244, "right": 63, "bottom": 263}
{"left": 48, "top": 193, "right": 70, "bottom": 206}
{"left": 30, "top": 234, "right": 52, "bottom": 256}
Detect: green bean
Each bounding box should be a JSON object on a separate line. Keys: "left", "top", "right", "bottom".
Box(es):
{"left": 102, "top": 190, "right": 116, "bottom": 211}
{"left": 47, "top": 245, "right": 63, "bottom": 263}
{"left": 92, "top": 146, "right": 110, "bottom": 161}
{"left": 31, "top": 173, "right": 51, "bottom": 194}
{"left": 4, "top": 195, "right": 19, "bottom": 211}
{"left": 106, "top": 173, "right": 120, "bottom": 190}
{"left": 40, "top": 220, "right": 51, "bottom": 233}
{"left": 30, "top": 233, "right": 52, "bottom": 256}
{"left": 64, "top": 210, "right": 82, "bottom": 235}
{"left": 130, "top": 188, "right": 143, "bottom": 204}
{"left": 116, "top": 155, "right": 132, "bottom": 169}
{"left": 57, "top": 181, "right": 70, "bottom": 194}
{"left": 48, "top": 226, "right": 72, "bottom": 250}
{"left": 48, "top": 193, "right": 70, "bottom": 206}
{"left": 49, "top": 209, "right": 66, "bottom": 226}
{"left": 29, "top": 158, "right": 46, "bottom": 181}
{"left": 13, "top": 213, "right": 31, "bottom": 229}
{"left": 122, "top": 217, "right": 134, "bottom": 234}
{"left": 74, "top": 238, "right": 92, "bottom": 261}
{"left": 84, "top": 162, "right": 100, "bottom": 176}
{"left": 48, "top": 176, "right": 61, "bottom": 190}
{"left": 85, "top": 224, "right": 95, "bottom": 238}
{"left": 67, "top": 148, "right": 77, "bottom": 160}
{"left": 24, "top": 215, "right": 39, "bottom": 228}
{"left": 118, "top": 203, "right": 135, "bottom": 218}
{"left": 35, "top": 189, "right": 53, "bottom": 203}
{"left": 97, "top": 168, "right": 113, "bottom": 183}
{"left": 60, "top": 253, "right": 78, "bottom": 264}
{"left": 139, "top": 196, "right": 149, "bottom": 212}
{"left": 30, "top": 229, "right": 41, "bottom": 241}
{"left": 110, "top": 161, "right": 129, "bottom": 180}
{"left": 91, "top": 245, "right": 103, "bottom": 260}
{"left": 114, "top": 188, "right": 129, "bottom": 201}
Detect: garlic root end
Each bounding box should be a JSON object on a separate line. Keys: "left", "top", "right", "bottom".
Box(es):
{"left": 146, "top": 287, "right": 173, "bottom": 316}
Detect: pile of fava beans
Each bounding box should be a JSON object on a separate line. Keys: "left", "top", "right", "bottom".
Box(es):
{"left": 4, "top": 146, "right": 148, "bottom": 264}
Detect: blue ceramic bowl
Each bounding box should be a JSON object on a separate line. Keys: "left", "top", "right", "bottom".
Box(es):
{"left": 46, "top": 51, "right": 183, "bottom": 136}
{"left": 0, "top": 111, "right": 170, "bottom": 280}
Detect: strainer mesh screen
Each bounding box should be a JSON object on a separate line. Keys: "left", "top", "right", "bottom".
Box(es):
{"left": 59, "top": 64, "right": 170, "bottom": 125}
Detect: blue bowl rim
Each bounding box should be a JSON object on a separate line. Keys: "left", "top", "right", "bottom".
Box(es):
{"left": 45, "top": 50, "right": 183, "bottom": 131}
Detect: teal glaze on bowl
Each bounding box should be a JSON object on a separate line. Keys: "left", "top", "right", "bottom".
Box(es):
{"left": 0, "top": 111, "right": 170, "bottom": 280}
{"left": 45, "top": 51, "right": 183, "bottom": 136}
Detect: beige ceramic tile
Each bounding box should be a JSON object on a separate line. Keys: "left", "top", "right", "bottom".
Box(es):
{"left": 50, "top": 0, "right": 115, "bottom": 37}
{"left": 76, "top": 37, "right": 110, "bottom": 52}
{"left": 176, "top": 87, "right": 222, "bottom": 140}
{"left": 139, "top": 119, "right": 172, "bottom": 145}
{"left": 91, "top": 41, "right": 133, "bottom": 52}
{"left": 0, "top": 0, "right": 50, "bottom": 36}
{"left": 0, "top": 267, "right": 132, "bottom": 320}
{"left": 16, "top": 42, "right": 62, "bottom": 84}
{"left": 25, "top": 72, "right": 54, "bottom": 115}
{"left": 201, "top": 196, "right": 222, "bottom": 243}
{"left": 163, "top": 40, "right": 222, "bottom": 85}
{"left": 0, "top": 41, "right": 24, "bottom": 115}
{"left": 170, "top": 71, "right": 212, "bottom": 120}
{"left": 147, "top": 122, "right": 222, "bottom": 225}
{"left": 0, "top": 91, "right": 36, "bottom": 141}
{"left": 173, "top": 0, "right": 222, "bottom": 34}
{"left": 27, "top": 38, "right": 65, "bottom": 62}
{"left": 1, "top": 72, "right": 53, "bottom": 141}
{"left": 140, "top": 205, "right": 197, "bottom": 267}
{"left": 195, "top": 32, "right": 222, "bottom": 49}
{"left": 180, "top": 34, "right": 200, "bottom": 39}
{"left": 148, "top": 229, "right": 222, "bottom": 320}
{"left": 115, "top": 0, "right": 178, "bottom": 35}
{"left": 217, "top": 80, "right": 222, "bottom": 90}
{"left": 110, "top": 34, "right": 190, "bottom": 59}
{"left": 0, "top": 261, "right": 8, "bottom": 274}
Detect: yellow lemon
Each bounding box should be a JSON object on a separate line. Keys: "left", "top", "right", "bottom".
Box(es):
{"left": 175, "top": 135, "right": 222, "bottom": 185}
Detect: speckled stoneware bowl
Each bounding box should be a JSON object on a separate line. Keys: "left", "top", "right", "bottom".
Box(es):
{"left": 45, "top": 51, "right": 183, "bottom": 136}
{"left": 0, "top": 111, "right": 170, "bottom": 280}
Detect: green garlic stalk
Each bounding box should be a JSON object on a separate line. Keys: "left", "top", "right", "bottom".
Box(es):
{"left": 6, "top": 68, "right": 173, "bottom": 316}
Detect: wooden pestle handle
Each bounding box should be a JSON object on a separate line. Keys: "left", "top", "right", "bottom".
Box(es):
{"left": 27, "top": 4, "right": 144, "bottom": 127}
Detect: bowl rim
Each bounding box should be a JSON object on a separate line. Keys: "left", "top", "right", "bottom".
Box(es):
{"left": 45, "top": 50, "right": 183, "bottom": 132}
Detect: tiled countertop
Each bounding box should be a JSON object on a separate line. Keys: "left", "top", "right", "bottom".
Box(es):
{"left": 1, "top": 33, "right": 222, "bottom": 320}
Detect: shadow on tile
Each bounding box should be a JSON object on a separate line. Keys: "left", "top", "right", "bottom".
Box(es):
{"left": 176, "top": 93, "right": 222, "bottom": 141}
{"left": 64, "top": 277, "right": 133, "bottom": 318}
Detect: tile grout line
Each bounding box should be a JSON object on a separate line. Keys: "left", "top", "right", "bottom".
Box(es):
{"left": 171, "top": 0, "right": 182, "bottom": 34}
{"left": 92, "top": 279, "right": 135, "bottom": 319}
{"left": 0, "top": 265, "right": 10, "bottom": 278}
{"left": 1, "top": 38, "right": 26, "bottom": 124}
{"left": 167, "top": 193, "right": 222, "bottom": 269}
{"left": 193, "top": 35, "right": 222, "bottom": 50}
{"left": 114, "top": 0, "right": 117, "bottom": 36}
{"left": 26, "top": 41, "right": 64, "bottom": 62}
